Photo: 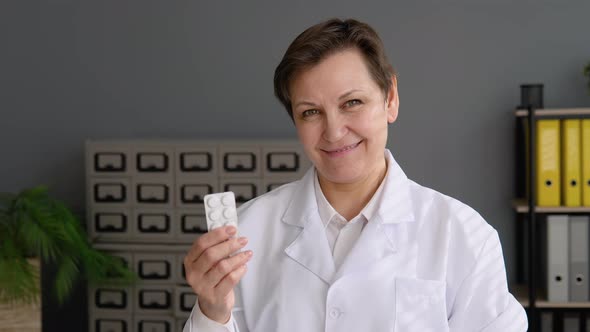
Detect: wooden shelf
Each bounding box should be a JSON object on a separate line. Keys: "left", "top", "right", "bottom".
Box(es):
{"left": 513, "top": 284, "right": 590, "bottom": 308}
{"left": 512, "top": 199, "right": 590, "bottom": 213}
{"left": 515, "top": 108, "right": 590, "bottom": 117}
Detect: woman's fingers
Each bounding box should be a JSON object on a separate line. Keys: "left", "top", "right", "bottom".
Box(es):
{"left": 185, "top": 225, "right": 237, "bottom": 263}
{"left": 214, "top": 263, "right": 249, "bottom": 297}
{"left": 206, "top": 249, "right": 253, "bottom": 287}
{"left": 192, "top": 236, "right": 248, "bottom": 276}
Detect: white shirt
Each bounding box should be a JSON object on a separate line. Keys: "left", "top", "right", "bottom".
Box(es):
{"left": 314, "top": 167, "right": 387, "bottom": 268}
{"left": 189, "top": 169, "right": 387, "bottom": 331}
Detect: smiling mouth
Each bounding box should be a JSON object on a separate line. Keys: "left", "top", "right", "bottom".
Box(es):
{"left": 324, "top": 141, "right": 362, "bottom": 154}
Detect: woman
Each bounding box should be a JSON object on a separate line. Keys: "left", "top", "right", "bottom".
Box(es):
{"left": 183, "top": 18, "right": 528, "bottom": 331}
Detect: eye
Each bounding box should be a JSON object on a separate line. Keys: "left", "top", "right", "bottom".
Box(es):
{"left": 301, "top": 109, "right": 320, "bottom": 118}
{"left": 344, "top": 99, "right": 362, "bottom": 108}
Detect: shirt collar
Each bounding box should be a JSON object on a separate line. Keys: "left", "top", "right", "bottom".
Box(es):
{"left": 313, "top": 172, "right": 338, "bottom": 228}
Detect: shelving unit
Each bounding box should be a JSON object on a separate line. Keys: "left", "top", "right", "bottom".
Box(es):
{"left": 514, "top": 107, "right": 590, "bottom": 331}
{"left": 512, "top": 199, "right": 590, "bottom": 214}
{"left": 85, "top": 139, "right": 310, "bottom": 332}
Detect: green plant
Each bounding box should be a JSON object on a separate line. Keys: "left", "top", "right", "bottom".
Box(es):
{"left": 585, "top": 62, "right": 590, "bottom": 95}
{"left": 0, "top": 186, "right": 136, "bottom": 305}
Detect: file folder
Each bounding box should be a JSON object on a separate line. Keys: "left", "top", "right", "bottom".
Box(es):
{"left": 561, "top": 119, "right": 582, "bottom": 206}
{"left": 537, "top": 120, "right": 561, "bottom": 206}
{"left": 582, "top": 120, "right": 590, "bottom": 206}
{"left": 540, "top": 312, "right": 552, "bottom": 332}
{"left": 563, "top": 314, "right": 579, "bottom": 331}
{"left": 547, "top": 215, "right": 569, "bottom": 302}
{"left": 569, "top": 215, "right": 589, "bottom": 301}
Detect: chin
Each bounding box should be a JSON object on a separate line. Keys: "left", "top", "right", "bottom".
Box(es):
{"left": 319, "top": 168, "right": 365, "bottom": 185}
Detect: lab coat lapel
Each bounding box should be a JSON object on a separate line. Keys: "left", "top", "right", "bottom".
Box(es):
{"left": 282, "top": 168, "right": 335, "bottom": 285}
{"left": 334, "top": 150, "right": 416, "bottom": 280}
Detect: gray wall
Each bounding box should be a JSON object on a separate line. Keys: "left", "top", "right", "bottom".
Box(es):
{"left": 1, "top": 0, "right": 590, "bottom": 326}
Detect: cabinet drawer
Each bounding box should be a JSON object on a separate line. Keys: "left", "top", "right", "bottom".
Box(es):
{"left": 176, "top": 210, "right": 207, "bottom": 244}
{"left": 135, "top": 315, "right": 175, "bottom": 332}
{"left": 89, "top": 209, "right": 133, "bottom": 241}
{"left": 134, "top": 210, "right": 174, "bottom": 241}
{"left": 176, "top": 179, "right": 218, "bottom": 208}
{"left": 219, "top": 179, "right": 261, "bottom": 204}
{"left": 176, "top": 145, "right": 217, "bottom": 177}
{"left": 89, "top": 178, "right": 131, "bottom": 206}
{"left": 86, "top": 142, "right": 132, "bottom": 176}
{"left": 262, "top": 144, "right": 310, "bottom": 178}
{"left": 88, "top": 286, "right": 133, "bottom": 314}
{"left": 135, "top": 254, "right": 176, "bottom": 283}
{"left": 89, "top": 314, "right": 131, "bottom": 332}
{"left": 134, "top": 146, "right": 174, "bottom": 176}
{"left": 135, "top": 286, "right": 173, "bottom": 314}
{"left": 219, "top": 145, "right": 261, "bottom": 177}
{"left": 133, "top": 178, "right": 173, "bottom": 208}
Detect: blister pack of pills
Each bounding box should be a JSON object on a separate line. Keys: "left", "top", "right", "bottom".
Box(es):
{"left": 204, "top": 192, "right": 238, "bottom": 235}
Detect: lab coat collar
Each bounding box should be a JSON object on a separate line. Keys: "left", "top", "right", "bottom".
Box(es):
{"left": 282, "top": 166, "right": 318, "bottom": 228}
{"left": 281, "top": 149, "right": 415, "bottom": 227}
{"left": 281, "top": 149, "right": 415, "bottom": 284}
{"left": 377, "top": 149, "right": 416, "bottom": 224}
{"left": 283, "top": 209, "right": 336, "bottom": 284}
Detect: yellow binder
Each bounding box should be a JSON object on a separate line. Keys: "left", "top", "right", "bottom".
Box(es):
{"left": 561, "top": 119, "right": 581, "bottom": 206}
{"left": 582, "top": 120, "right": 590, "bottom": 206}
{"left": 537, "top": 120, "right": 561, "bottom": 206}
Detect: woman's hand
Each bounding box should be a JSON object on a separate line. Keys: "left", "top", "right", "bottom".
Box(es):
{"left": 184, "top": 225, "right": 252, "bottom": 323}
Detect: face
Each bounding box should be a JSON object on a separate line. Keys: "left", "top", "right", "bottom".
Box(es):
{"left": 290, "top": 48, "right": 399, "bottom": 185}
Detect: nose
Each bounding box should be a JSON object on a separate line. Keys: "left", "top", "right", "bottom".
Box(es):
{"left": 322, "top": 111, "right": 348, "bottom": 143}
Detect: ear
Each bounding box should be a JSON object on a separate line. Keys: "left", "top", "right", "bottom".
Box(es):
{"left": 385, "top": 75, "right": 399, "bottom": 124}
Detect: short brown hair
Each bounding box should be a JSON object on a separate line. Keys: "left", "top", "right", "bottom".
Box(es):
{"left": 274, "top": 18, "right": 395, "bottom": 119}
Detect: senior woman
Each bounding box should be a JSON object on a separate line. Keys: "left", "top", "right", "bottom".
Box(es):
{"left": 183, "top": 18, "right": 528, "bottom": 331}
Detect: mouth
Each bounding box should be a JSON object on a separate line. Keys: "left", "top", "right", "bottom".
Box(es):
{"left": 322, "top": 141, "right": 362, "bottom": 156}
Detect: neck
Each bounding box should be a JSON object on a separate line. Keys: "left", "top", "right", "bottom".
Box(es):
{"left": 319, "top": 157, "right": 388, "bottom": 221}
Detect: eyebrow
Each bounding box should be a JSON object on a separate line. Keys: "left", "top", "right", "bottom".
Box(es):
{"left": 293, "top": 89, "right": 363, "bottom": 110}
{"left": 338, "top": 89, "right": 362, "bottom": 101}
{"left": 293, "top": 100, "right": 317, "bottom": 109}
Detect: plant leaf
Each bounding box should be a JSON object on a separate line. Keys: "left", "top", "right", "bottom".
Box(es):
{"left": 18, "top": 211, "right": 60, "bottom": 260}
{"left": 0, "top": 257, "right": 39, "bottom": 305}
{"left": 53, "top": 255, "right": 79, "bottom": 305}
{"left": 84, "top": 249, "right": 137, "bottom": 287}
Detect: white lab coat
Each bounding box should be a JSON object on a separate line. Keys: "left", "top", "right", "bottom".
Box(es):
{"left": 187, "top": 150, "right": 528, "bottom": 331}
